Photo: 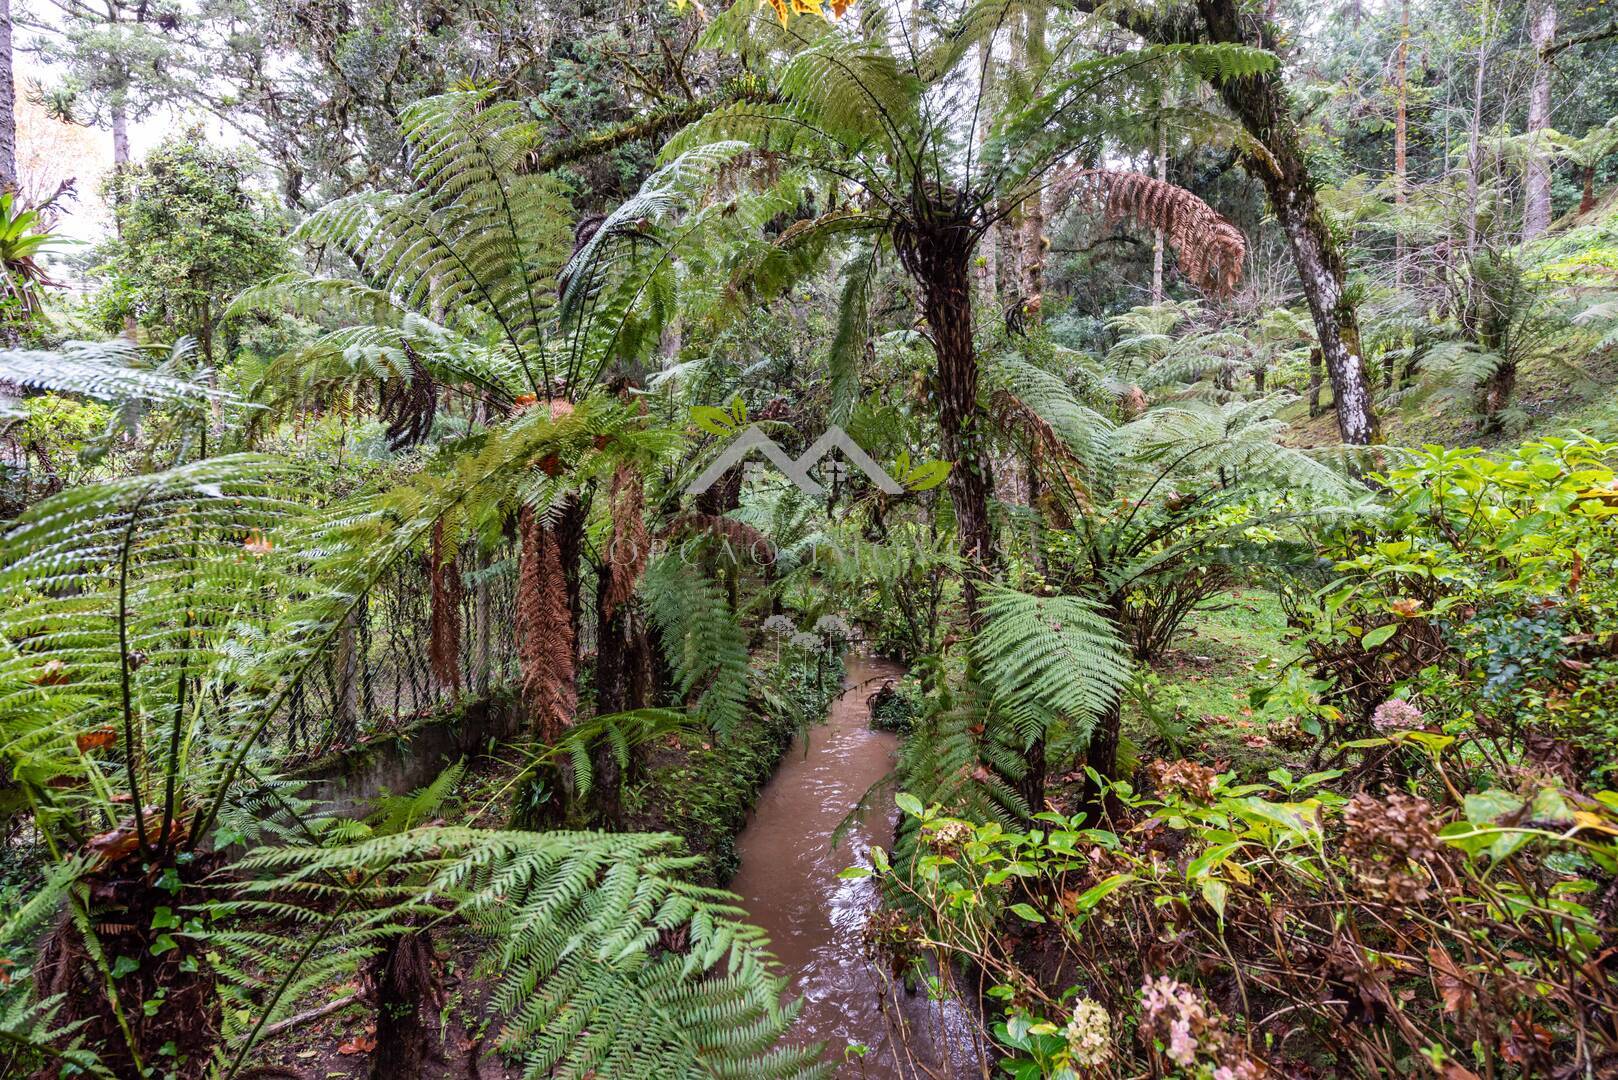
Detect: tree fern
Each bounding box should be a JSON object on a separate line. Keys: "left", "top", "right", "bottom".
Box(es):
{"left": 277, "top": 88, "right": 575, "bottom": 398}
{"left": 0, "top": 338, "right": 232, "bottom": 414}
{"left": 974, "top": 585, "right": 1131, "bottom": 747}
{"left": 224, "top": 827, "right": 828, "bottom": 1079}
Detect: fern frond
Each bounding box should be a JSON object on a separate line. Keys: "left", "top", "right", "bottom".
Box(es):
{"left": 974, "top": 586, "right": 1131, "bottom": 746}
{"left": 224, "top": 827, "right": 827, "bottom": 1079}
{"left": 640, "top": 555, "right": 750, "bottom": 736}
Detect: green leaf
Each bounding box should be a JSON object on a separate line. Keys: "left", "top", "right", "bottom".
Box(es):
{"left": 691, "top": 405, "right": 738, "bottom": 436}
{"left": 150, "top": 906, "right": 181, "bottom": 930}
{"left": 895, "top": 792, "right": 924, "bottom": 818}
{"left": 1070, "top": 873, "right": 1135, "bottom": 913}
{"left": 111, "top": 955, "right": 140, "bottom": 979}
{"left": 1008, "top": 903, "right": 1046, "bottom": 923}
{"left": 1200, "top": 877, "right": 1229, "bottom": 921}
{"left": 1361, "top": 623, "right": 1398, "bottom": 649}
{"left": 837, "top": 866, "right": 873, "bottom": 879}
{"left": 902, "top": 460, "right": 951, "bottom": 492}
{"left": 1464, "top": 790, "right": 1524, "bottom": 824}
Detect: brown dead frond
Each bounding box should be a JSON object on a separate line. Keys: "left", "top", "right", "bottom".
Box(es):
{"left": 378, "top": 344, "right": 437, "bottom": 451}
{"left": 429, "top": 520, "right": 463, "bottom": 695}
{"left": 517, "top": 507, "right": 577, "bottom": 743}
{"left": 1050, "top": 168, "right": 1246, "bottom": 296}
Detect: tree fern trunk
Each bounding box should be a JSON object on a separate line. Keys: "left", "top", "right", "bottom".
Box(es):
{"left": 1081, "top": 699, "right": 1123, "bottom": 809}
{"left": 369, "top": 925, "right": 447, "bottom": 1080}
{"left": 592, "top": 571, "right": 629, "bottom": 828}
{"left": 898, "top": 216, "right": 993, "bottom": 624}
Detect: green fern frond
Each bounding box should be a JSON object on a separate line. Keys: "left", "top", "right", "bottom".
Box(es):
{"left": 974, "top": 585, "right": 1131, "bottom": 745}
{"left": 640, "top": 555, "right": 751, "bottom": 736}
{"left": 225, "top": 827, "right": 827, "bottom": 1079}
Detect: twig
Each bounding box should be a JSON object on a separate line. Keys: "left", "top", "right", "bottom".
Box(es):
{"left": 260, "top": 994, "right": 363, "bottom": 1039}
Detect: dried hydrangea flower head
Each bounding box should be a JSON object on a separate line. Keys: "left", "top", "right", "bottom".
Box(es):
{"left": 1371, "top": 698, "right": 1424, "bottom": 732}
{"left": 1139, "top": 976, "right": 1213, "bottom": 1067}
{"left": 1147, "top": 759, "right": 1219, "bottom": 802}
{"left": 1342, "top": 792, "right": 1440, "bottom": 902}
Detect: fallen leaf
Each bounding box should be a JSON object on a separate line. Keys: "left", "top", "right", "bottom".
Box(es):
{"left": 76, "top": 727, "right": 116, "bottom": 751}
{"left": 337, "top": 1035, "right": 376, "bottom": 1056}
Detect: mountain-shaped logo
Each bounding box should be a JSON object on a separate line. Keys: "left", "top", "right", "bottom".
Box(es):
{"left": 685, "top": 398, "right": 949, "bottom": 497}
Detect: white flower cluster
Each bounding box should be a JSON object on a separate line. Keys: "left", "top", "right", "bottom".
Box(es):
{"left": 762, "top": 614, "right": 796, "bottom": 636}
{"left": 813, "top": 614, "right": 851, "bottom": 637}
{"left": 1062, "top": 998, "right": 1112, "bottom": 1067}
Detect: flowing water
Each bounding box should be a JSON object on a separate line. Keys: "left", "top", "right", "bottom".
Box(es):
{"left": 731, "top": 655, "right": 981, "bottom": 1078}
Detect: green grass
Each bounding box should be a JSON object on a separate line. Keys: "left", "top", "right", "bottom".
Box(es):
{"left": 1121, "top": 588, "right": 1311, "bottom": 776}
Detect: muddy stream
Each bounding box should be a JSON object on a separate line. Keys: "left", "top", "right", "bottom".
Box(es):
{"left": 731, "top": 655, "right": 981, "bottom": 1078}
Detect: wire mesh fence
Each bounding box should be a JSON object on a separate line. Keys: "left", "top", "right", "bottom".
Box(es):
{"left": 279, "top": 547, "right": 522, "bottom": 758}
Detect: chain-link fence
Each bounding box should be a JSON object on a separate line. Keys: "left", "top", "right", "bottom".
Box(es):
{"left": 280, "top": 548, "right": 521, "bottom": 758}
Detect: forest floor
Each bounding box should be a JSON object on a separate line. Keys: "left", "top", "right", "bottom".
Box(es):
{"left": 1118, "top": 588, "right": 1307, "bottom": 778}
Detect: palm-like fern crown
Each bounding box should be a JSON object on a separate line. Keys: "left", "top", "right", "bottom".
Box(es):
{"left": 0, "top": 455, "right": 308, "bottom": 851}
{"left": 235, "top": 89, "right": 581, "bottom": 410}
{"left": 639, "top": 1, "right": 1267, "bottom": 297}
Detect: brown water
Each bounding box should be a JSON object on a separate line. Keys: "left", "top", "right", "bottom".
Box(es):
{"left": 731, "top": 655, "right": 982, "bottom": 1078}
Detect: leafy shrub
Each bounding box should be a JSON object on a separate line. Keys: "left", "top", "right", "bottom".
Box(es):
{"left": 869, "top": 754, "right": 1618, "bottom": 1077}
{"left": 1288, "top": 437, "right": 1618, "bottom": 783}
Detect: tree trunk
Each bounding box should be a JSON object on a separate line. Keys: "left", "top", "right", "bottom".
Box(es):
{"left": 1151, "top": 114, "right": 1167, "bottom": 302}
{"left": 1080, "top": 699, "right": 1123, "bottom": 809}
{"left": 1523, "top": 0, "right": 1557, "bottom": 239}
{"left": 1019, "top": 7, "right": 1046, "bottom": 322}
{"left": 1393, "top": 0, "right": 1409, "bottom": 287}
{"left": 1308, "top": 347, "right": 1323, "bottom": 418}
{"left": 975, "top": 44, "right": 998, "bottom": 304}
{"left": 898, "top": 217, "right": 992, "bottom": 624}
{"left": 369, "top": 926, "right": 447, "bottom": 1080}
{"left": 1099, "top": 0, "right": 1379, "bottom": 444}
{"left": 0, "top": 0, "right": 15, "bottom": 193}
{"left": 111, "top": 98, "right": 142, "bottom": 345}
{"left": 591, "top": 573, "right": 631, "bottom": 828}
{"left": 1465, "top": 0, "right": 1494, "bottom": 254}
{"left": 1580, "top": 164, "right": 1597, "bottom": 215}
{"left": 1480, "top": 360, "right": 1517, "bottom": 429}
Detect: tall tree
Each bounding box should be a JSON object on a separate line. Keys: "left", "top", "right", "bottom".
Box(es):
{"left": 0, "top": 0, "right": 15, "bottom": 192}
{"left": 96, "top": 131, "right": 286, "bottom": 374}
{"left": 1524, "top": 0, "right": 1559, "bottom": 237}
{"left": 1393, "top": 0, "right": 1409, "bottom": 285}
{"left": 1082, "top": 0, "right": 1382, "bottom": 444}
